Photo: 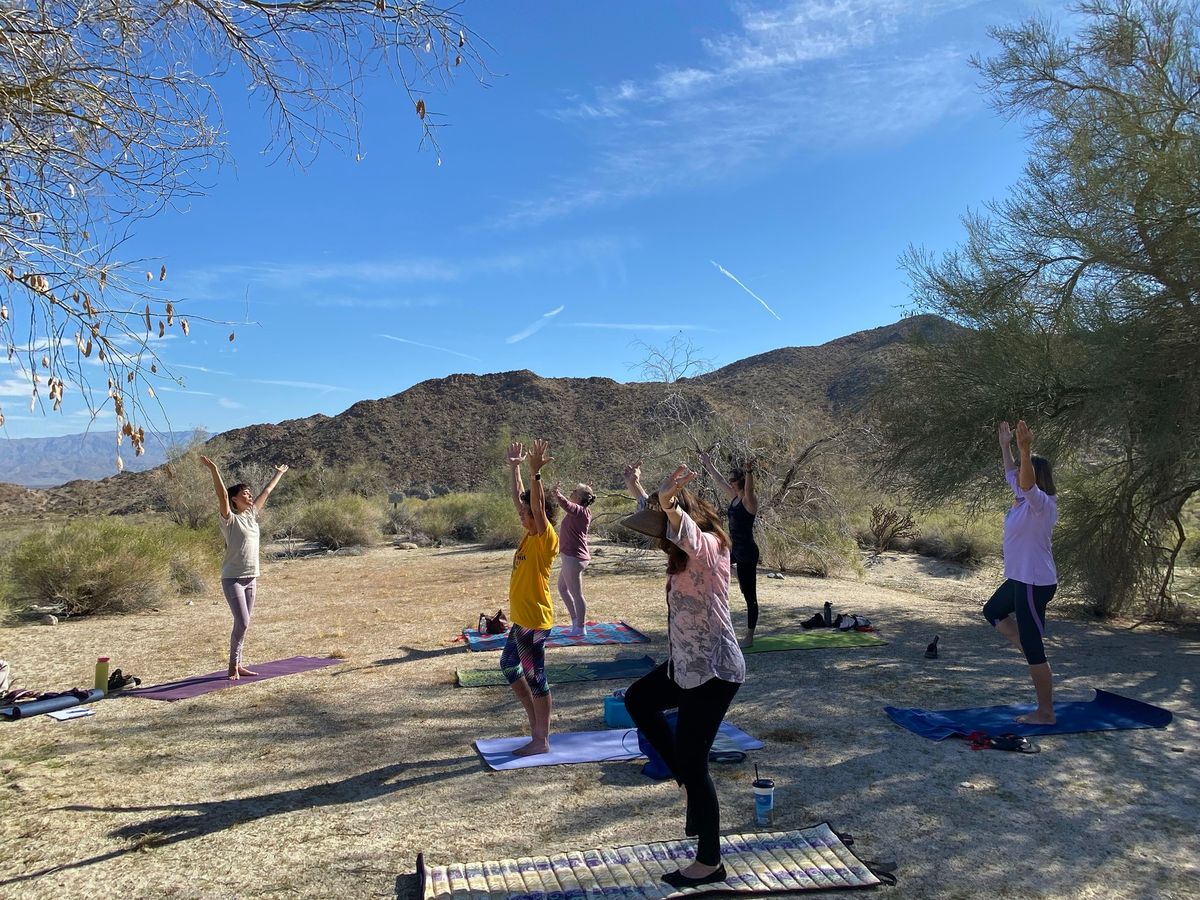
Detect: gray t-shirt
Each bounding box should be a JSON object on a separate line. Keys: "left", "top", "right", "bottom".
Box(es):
{"left": 219, "top": 507, "right": 260, "bottom": 579}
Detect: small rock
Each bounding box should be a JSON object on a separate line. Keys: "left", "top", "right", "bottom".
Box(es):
{"left": 592, "top": 547, "right": 605, "bottom": 556}
{"left": 958, "top": 781, "right": 976, "bottom": 790}
{"left": 394, "top": 542, "right": 419, "bottom": 550}
{"left": 185, "top": 600, "right": 194, "bottom": 606}
{"left": 39, "top": 614, "right": 58, "bottom": 626}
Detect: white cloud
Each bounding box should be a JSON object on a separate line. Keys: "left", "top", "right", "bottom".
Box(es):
{"left": 378, "top": 334, "right": 481, "bottom": 362}
{"left": 504, "top": 0, "right": 992, "bottom": 227}
{"left": 218, "top": 397, "right": 244, "bottom": 409}
{"left": 506, "top": 305, "right": 565, "bottom": 344}
{"left": 711, "top": 260, "right": 781, "bottom": 320}
{"left": 174, "top": 363, "right": 234, "bottom": 376}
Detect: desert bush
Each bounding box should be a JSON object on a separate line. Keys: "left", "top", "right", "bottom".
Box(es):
{"left": 293, "top": 496, "right": 385, "bottom": 550}
{"left": 864, "top": 504, "right": 919, "bottom": 553}
{"left": 6, "top": 519, "right": 218, "bottom": 615}
{"left": 153, "top": 432, "right": 224, "bottom": 529}
{"left": 906, "top": 511, "right": 1001, "bottom": 566}
{"left": 398, "top": 492, "right": 526, "bottom": 548}
{"left": 759, "top": 518, "right": 857, "bottom": 577}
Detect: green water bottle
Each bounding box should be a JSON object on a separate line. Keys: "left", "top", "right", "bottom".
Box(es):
{"left": 94, "top": 656, "right": 110, "bottom": 695}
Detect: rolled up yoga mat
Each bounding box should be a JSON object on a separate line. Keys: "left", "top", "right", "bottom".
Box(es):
{"left": 0, "top": 688, "right": 104, "bottom": 721}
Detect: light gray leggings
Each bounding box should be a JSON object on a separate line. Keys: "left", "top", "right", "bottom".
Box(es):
{"left": 222, "top": 577, "right": 257, "bottom": 670}
{"left": 557, "top": 556, "right": 589, "bottom": 628}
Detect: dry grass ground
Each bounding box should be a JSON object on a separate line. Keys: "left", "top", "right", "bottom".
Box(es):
{"left": 1, "top": 542, "right": 1197, "bottom": 899}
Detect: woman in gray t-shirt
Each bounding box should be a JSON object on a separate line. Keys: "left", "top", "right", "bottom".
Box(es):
{"left": 200, "top": 455, "right": 289, "bottom": 679}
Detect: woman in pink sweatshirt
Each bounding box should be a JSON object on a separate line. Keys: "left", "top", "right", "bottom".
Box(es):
{"left": 552, "top": 483, "right": 596, "bottom": 636}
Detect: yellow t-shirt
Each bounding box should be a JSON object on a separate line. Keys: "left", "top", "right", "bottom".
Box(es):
{"left": 509, "top": 525, "right": 559, "bottom": 630}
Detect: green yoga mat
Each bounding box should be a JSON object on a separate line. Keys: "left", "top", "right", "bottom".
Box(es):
{"left": 744, "top": 631, "right": 887, "bottom": 654}
{"left": 456, "top": 655, "right": 657, "bottom": 688}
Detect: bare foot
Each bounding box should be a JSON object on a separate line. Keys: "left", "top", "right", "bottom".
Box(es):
{"left": 236, "top": 666, "right": 259, "bottom": 677}
{"left": 512, "top": 739, "right": 550, "bottom": 757}
{"left": 227, "top": 671, "right": 240, "bottom": 681}
{"left": 739, "top": 631, "right": 755, "bottom": 649}
{"left": 1016, "top": 710, "right": 1056, "bottom": 725}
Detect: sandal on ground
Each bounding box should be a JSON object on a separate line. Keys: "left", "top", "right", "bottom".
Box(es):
{"left": 991, "top": 733, "right": 1040, "bottom": 754}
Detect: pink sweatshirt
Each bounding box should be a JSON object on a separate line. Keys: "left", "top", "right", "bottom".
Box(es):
{"left": 555, "top": 495, "right": 592, "bottom": 561}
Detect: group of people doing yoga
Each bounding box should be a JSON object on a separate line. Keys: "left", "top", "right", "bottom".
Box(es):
{"left": 197, "top": 417, "right": 1057, "bottom": 888}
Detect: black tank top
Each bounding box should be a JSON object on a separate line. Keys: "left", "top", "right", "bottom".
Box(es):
{"left": 728, "top": 499, "right": 756, "bottom": 551}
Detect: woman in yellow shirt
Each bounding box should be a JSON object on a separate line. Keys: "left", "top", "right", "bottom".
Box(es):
{"left": 501, "top": 439, "right": 559, "bottom": 756}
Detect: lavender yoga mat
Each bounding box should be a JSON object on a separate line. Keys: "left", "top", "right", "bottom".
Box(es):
{"left": 122, "top": 656, "right": 343, "bottom": 702}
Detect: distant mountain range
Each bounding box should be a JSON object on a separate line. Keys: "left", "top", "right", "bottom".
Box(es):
{"left": 0, "top": 430, "right": 199, "bottom": 487}
{"left": 0, "top": 315, "right": 961, "bottom": 517}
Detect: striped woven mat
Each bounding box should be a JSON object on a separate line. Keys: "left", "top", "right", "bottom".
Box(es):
{"left": 419, "top": 823, "right": 884, "bottom": 898}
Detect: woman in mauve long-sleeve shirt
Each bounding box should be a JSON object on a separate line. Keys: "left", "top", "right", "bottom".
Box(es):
{"left": 552, "top": 483, "right": 596, "bottom": 636}
{"left": 623, "top": 462, "right": 746, "bottom": 890}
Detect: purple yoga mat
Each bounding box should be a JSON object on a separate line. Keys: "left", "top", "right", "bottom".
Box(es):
{"left": 122, "top": 656, "right": 343, "bottom": 702}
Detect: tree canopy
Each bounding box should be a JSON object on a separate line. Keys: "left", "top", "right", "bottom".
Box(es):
{"left": 878, "top": 0, "right": 1199, "bottom": 616}
{"left": 0, "top": 0, "right": 480, "bottom": 461}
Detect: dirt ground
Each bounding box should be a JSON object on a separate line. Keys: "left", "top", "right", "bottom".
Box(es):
{"left": 1, "top": 542, "right": 1197, "bottom": 899}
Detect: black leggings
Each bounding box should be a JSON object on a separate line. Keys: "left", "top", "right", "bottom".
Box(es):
{"left": 623, "top": 663, "right": 740, "bottom": 866}
{"left": 983, "top": 578, "right": 1057, "bottom": 666}
{"left": 733, "top": 543, "right": 760, "bottom": 631}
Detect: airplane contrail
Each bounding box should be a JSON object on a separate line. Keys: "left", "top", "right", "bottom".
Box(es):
{"left": 506, "top": 305, "right": 565, "bottom": 344}
{"left": 710, "top": 260, "right": 781, "bottom": 320}
{"left": 379, "top": 334, "right": 481, "bottom": 362}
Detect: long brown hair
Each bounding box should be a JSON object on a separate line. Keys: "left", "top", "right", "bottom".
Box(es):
{"left": 659, "top": 488, "right": 730, "bottom": 574}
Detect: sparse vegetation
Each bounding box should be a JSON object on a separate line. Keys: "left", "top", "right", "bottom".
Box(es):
{"left": 292, "top": 496, "right": 386, "bottom": 550}
{"left": 6, "top": 519, "right": 218, "bottom": 616}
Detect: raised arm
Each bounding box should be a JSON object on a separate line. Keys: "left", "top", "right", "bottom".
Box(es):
{"left": 698, "top": 450, "right": 736, "bottom": 501}
{"left": 253, "top": 464, "right": 289, "bottom": 513}
{"left": 552, "top": 484, "right": 584, "bottom": 517}
{"left": 199, "top": 455, "right": 231, "bottom": 520}
{"left": 998, "top": 421, "right": 1016, "bottom": 472}
{"left": 623, "top": 460, "right": 649, "bottom": 508}
{"left": 1015, "top": 420, "right": 1036, "bottom": 492}
{"left": 657, "top": 463, "right": 698, "bottom": 533}
{"left": 741, "top": 460, "right": 759, "bottom": 515}
{"left": 507, "top": 441, "right": 526, "bottom": 515}
{"left": 527, "top": 439, "right": 553, "bottom": 534}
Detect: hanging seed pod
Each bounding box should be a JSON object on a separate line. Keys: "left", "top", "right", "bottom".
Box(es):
{"left": 166, "top": 302, "right": 174, "bottom": 326}
{"left": 1, "top": 305, "right": 7, "bottom": 321}
{"left": 159, "top": 265, "right": 166, "bottom": 282}
{"left": 83, "top": 230, "right": 89, "bottom": 241}
{"left": 127, "top": 371, "right": 134, "bottom": 383}
{"left": 99, "top": 269, "right": 107, "bottom": 289}
{"left": 147, "top": 386, "right": 155, "bottom": 398}
{"left": 228, "top": 331, "right": 235, "bottom": 342}
{"left": 144, "top": 305, "right": 152, "bottom": 331}
{"left": 145, "top": 272, "right": 153, "bottom": 282}
{"left": 459, "top": 30, "right": 465, "bottom": 47}
{"left": 0, "top": 409, "right": 4, "bottom": 428}
{"left": 41, "top": 355, "right": 49, "bottom": 368}
{"left": 375, "top": 0, "right": 383, "bottom": 10}
{"left": 98, "top": 348, "right": 105, "bottom": 362}
{"left": 4, "top": 267, "right": 12, "bottom": 280}
{"left": 425, "top": 36, "right": 432, "bottom": 52}
{"left": 455, "top": 54, "right": 462, "bottom": 66}
{"left": 122, "top": 422, "right": 132, "bottom": 436}
{"left": 136, "top": 444, "right": 145, "bottom": 457}
{"left": 84, "top": 339, "right": 92, "bottom": 357}
{"left": 158, "top": 321, "right": 165, "bottom": 338}
{"left": 150, "top": 363, "right": 157, "bottom": 374}
{"left": 181, "top": 318, "right": 189, "bottom": 336}
{"left": 116, "top": 454, "right": 124, "bottom": 473}
{"left": 416, "top": 99, "right": 426, "bottom": 119}
{"left": 113, "top": 394, "right": 124, "bottom": 417}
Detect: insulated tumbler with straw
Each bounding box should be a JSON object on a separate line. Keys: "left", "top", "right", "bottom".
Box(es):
{"left": 94, "top": 656, "right": 110, "bottom": 695}
{"left": 753, "top": 765, "right": 775, "bottom": 826}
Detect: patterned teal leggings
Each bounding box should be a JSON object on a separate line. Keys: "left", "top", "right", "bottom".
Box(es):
{"left": 500, "top": 624, "right": 550, "bottom": 696}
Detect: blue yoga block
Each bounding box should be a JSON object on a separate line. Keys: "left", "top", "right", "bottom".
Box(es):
{"left": 604, "top": 695, "right": 634, "bottom": 728}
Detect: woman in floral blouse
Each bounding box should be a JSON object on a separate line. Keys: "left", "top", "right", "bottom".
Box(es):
{"left": 623, "top": 462, "right": 746, "bottom": 889}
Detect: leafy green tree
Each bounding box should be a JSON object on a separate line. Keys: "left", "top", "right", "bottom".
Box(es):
{"left": 879, "top": 0, "right": 1199, "bottom": 616}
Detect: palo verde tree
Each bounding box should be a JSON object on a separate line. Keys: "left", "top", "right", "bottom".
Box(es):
{"left": 878, "top": 0, "right": 1199, "bottom": 617}
{"left": 0, "top": 0, "right": 482, "bottom": 464}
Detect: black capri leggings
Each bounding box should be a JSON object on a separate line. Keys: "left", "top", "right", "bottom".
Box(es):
{"left": 623, "top": 663, "right": 740, "bottom": 866}
{"left": 732, "top": 543, "right": 760, "bottom": 631}
{"left": 983, "top": 578, "right": 1057, "bottom": 666}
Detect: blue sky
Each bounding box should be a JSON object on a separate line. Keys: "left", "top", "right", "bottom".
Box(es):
{"left": 6, "top": 0, "right": 1069, "bottom": 439}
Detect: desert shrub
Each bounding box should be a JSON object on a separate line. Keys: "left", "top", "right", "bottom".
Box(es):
{"left": 864, "top": 505, "right": 919, "bottom": 553}
{"left": 906, "top": 510, "right": 1001, "bottom": 566}
{"left": 5, "top": 519, "right": 218, "bottom": 615}
{"left": 293, "top": 496, "right": 385, "bottom": 550}
{"left": 759, "top": 518, "right": 857, "bottom": 577}
{"left": 399, "top": 493, "right": 526, "bottom": 548}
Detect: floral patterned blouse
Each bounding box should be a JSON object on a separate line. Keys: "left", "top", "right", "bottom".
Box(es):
{"left": 664, "top": 509, "right": 747, "bottom": 689}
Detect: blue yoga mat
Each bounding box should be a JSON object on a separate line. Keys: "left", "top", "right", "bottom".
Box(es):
{"left": 884, "top": 689, "right": 1173, "bottom": 741}
{"left": 476, "top": 721, "right": 763, "bottom": 770}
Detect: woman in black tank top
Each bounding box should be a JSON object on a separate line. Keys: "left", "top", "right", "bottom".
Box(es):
{"left": 699, "top": 452, "right": 760, "bottom": 647}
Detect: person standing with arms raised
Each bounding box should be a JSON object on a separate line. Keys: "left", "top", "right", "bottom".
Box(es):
{"left": 199, "top": 455, "right": 288, "bottom": 680}
{"left": 501, "top": 439, "right": 560, "bottom": 756}
{"left": 984, "top": 420, "right": 1059, "bottom": 724}
{"left": 699, "top": 451, "right": 759, "bottom": 648}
